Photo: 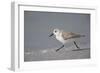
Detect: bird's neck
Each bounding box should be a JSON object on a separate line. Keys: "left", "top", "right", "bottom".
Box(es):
{"left": 56, "top": 32, "right": 62, "bottom": 37}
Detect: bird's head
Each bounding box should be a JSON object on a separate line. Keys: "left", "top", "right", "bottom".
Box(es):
{"left": 49, "top": 28, "right": 60, "bottom": 37}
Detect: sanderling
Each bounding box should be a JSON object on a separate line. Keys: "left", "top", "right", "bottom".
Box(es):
{"left": 49, "top": 28, "right": 85, "bottom": 52}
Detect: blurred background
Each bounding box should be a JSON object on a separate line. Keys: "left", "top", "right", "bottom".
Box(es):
{"left": 24, "top": 11, "right": 90, "bottom": 61}
{"left": 24, "top": 11, "right": 90, "bottom": 51}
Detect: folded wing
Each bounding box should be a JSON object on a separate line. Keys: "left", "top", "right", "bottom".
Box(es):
{"left": 62, "top": 32, "right": 84, "bottom": 40}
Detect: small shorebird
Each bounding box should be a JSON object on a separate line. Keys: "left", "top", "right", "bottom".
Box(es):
{"left": 49, "top": 28, "right": 85, "bottom": 52}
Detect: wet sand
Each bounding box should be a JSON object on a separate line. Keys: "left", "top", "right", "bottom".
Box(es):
{"left": 24, "top": 48, "right": 90, "bottom": 62}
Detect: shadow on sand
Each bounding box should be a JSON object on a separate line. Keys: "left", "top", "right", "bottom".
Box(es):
{"left": 72, "top": 48, "right": 90, "bottom": 51}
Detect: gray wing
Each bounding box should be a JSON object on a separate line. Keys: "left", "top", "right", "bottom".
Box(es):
{"left": 62, "top": 32, "right": 84, "bottom": 40}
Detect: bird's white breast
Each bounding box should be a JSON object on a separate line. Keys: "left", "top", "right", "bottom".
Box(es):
{"left": 55, "top": 33, "right": 66, "bottom": 44}
{"left": 55, "top": 32, "right": 76, "bottom": 44}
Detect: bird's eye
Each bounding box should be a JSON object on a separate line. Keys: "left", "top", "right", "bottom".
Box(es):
{"left": 55, "top": 31, "right": 57, "bottom": 33}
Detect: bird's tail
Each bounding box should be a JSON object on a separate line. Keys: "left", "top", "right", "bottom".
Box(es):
{"left": 80, "top": 35, "right": 85, "bottom": 37}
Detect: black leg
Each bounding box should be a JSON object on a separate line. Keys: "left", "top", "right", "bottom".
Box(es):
{"left": 73, "top": 41, "right": 80, "bottom": 49}
{"left": 56, "top": 45, "right": 64, "bottom": 52}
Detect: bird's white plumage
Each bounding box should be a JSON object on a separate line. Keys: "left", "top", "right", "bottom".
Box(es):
{"left": 53, "top": 29, "right": 82, "bottom": 44}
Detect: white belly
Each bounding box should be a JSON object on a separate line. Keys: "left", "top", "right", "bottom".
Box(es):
{"left": 56, "top": 35, "right": 66, "bottom": 44}
{"left": 56, "top": 35, "right": 76, "bottom": 44}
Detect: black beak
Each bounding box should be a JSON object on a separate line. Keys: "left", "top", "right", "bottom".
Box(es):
{"left": 49, "top": 33, "right": 54, "bottom": 37}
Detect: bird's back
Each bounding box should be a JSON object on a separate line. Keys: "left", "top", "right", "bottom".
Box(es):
{"left": 62, "top": 32, "right": 84, "bottom": 40}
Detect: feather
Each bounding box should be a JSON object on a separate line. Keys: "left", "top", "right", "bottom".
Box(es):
{"left": 62, "top": 32, "right": 83, "bottom": 40}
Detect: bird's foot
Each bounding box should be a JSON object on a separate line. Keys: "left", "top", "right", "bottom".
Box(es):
{"left": 56, "top": 45, "right": 64, "bottom": 52}
{"left": 72, "top": 48, "right": 82, "bottom": 51}
{"left": 56, "top": 49, "right": 60, "bottom": 52}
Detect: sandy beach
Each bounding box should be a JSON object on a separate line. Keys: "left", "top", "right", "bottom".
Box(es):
{"left": 24, "top": 48, "right": 90, "bottom": 62}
